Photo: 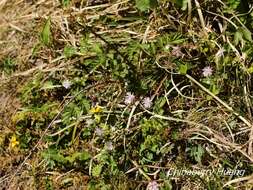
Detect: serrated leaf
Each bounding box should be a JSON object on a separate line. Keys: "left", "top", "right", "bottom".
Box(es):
{"left": 42, "top": 149, "right": 67, "bottom": 164}
{"left": 92, "top": 164, "right": 103, "bottom": 177}
{"left": 66, "top": 152, "right": 80, "bottom": 163}
{"left": 40, "top": 17, "right": 52, "bottom": 46}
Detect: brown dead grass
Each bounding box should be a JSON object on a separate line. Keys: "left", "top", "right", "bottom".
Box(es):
{"left": 0, "top": 1, "right": 61, "bottom": 189}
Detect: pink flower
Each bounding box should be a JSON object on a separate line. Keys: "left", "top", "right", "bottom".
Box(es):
{"left": 202, "top": 66, "right": 213, "bottom": 77}
{"left": 95, "top": 128, "right": 103, "bottom": 136}
{"left": 142, "top": 97, "right": 152, "bottom": 109}
{"left": 171, "top": 46, "right": 184, "bottom": 58}
{"left": 105, "top": 141, "right": 113, "bottom": 151}
{"left": 124, "top": 92, "right": 135, "bottom": 105}
{"left": 147, "top": 181, "right": 159, "bottom": 190}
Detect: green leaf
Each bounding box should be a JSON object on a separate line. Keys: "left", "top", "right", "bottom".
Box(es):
{"left": 191, "top": 145, "right": 204, "bottom": 163}
{"left": 64, "top": 45, "right": 76, "bottom": 58}
{"left": 188, "top": 145, "right": 204, "bottom": 163}
{"left": 31, "top": 43, "right": 42, "bottom": 57}
{"left": 227, "top": 0, "right": 240, "bottom": 10}
{"left": 210, "top": 84, "right": 220, "bottom": 95}
{"left": 66, "top": 151, "right": 90, "bottom": 163}
{"left": 136, "top": 0, "right": 149, "bottom": 11}
{"left": 40, "top": 17, "right": 52, "bottom": 46}
{"left": 179, "top": 64, "right": 188, "bottom": 74}
{"left": 180, "top": 0, "right": 188, "bottom": 10}
{"left": 234, "top": 28, "right": 252, "bottom": 45}
{"left": 92, "top": 164, "right": 103, "bottom": 177}
{"left": 149, "top": 0, "right": 158, "bottom": 9}
{"left": 136, "top": 0, "right": 158, "bottom": 12}
{"left": 61, "top": 0, "right": 70, "bottom": 7}
{"left": 234, "top": 31, "right": 243, "bottom": 45}
{"left": 242, "top": 28, "right": 252, "bottom": 42}
{"left": 92, "top": 43, "right": 103, "bottom": 54}
{"left": 1, "top": 57, "right": 16, "bottom": 75}
{"left": 247, "top": 65, "right": 253, "bottom": 73}
{"left": 175, "top": 0, "right": 188, "bottom": 10}
{"left": 42, "top": 149, "right": 67, "bottom": 165}
{"left": 171, "top": 130, "right": 179, "bottom": 140}
{"left": 78, "top": 151, "right": 91, "bottom": 161}
{"left": 154, "top": 97, "right": 166, "bottom": 114}
{"left": 41, "top": 81, "right": 56, "bottom": 90}
{"left": 66, "top": 152, "right": 80, "bottom": 163}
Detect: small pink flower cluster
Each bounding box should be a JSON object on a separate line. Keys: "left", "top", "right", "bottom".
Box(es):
{"left": 147, "top": 181, "right": 159, "bottom": 190}
{"left": 124, "top": 92, "right": 153, "bottom": 109}
{"left": 202, "top": 66, "right": 213, "bottom": 77}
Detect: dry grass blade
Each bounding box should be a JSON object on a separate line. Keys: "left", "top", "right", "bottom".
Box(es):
{"left": 223, "top": 174, "right": 253, "bottom": 187}
{"left": 186, "top": 74, "right": 253, "bottom": 157}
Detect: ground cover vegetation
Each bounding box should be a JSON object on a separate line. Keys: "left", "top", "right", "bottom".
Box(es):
{"left": 0, "top": 0, "right": 253, "bottom": 189}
